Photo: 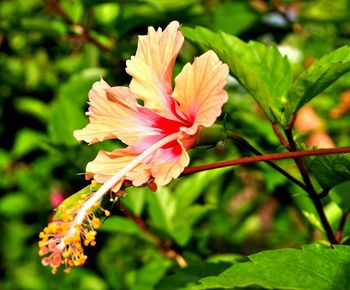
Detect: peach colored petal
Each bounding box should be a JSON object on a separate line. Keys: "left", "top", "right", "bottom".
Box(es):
{"left": 86, "top": 149, "right": 147, "bottom": 188}
{"left": 125, "top": 21, "right": 184, "bottom": 119}
{"left": 126, "top": 164, "right": 153, "bottom": 187}
{"left": 85, "top": 140, "right": 189, "bottom": 189}
{"left": 86, "top": 147, "right": 155, "bottom": 188}
{"left": 150, "top": 140, "right": 190, "bottom": 186}
{"left": 86, "top": 148, "right": 136, "bottom": 182}
{"left": 172, "top": 50, "right": 229, "bottom": 135}
{"left": 105, "top": 85, "right": 137, "bottom": 110}
{"left": 73, "top": 79, "right": 159, "bottom": 145}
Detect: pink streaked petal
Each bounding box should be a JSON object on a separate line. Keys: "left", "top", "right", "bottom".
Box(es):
{"left": 85, "top": 140, "right": 189, "bottom": 189}
{"left": 105, "top": 85, "right": 138, "bottom": 110}
{"left": 125, "top": 164, "right": 152, "bottom": 187}
{"left": 73, "top": 79, "right": 159, "bottom": 145}
{"left": 86, "top": 148, "right": 154, "bottom": 189}
{"left": 125, "top": 21, "right": 184, "bottom": 119}
{"left": 150, "top": 140, "right": 190, "bottom": 186}
{"left": 85, "top": 148, "right": 138, "bottom": 191}
{"left": 86, "top": 148, "right": 137, "bottom": 180}
{"left": 172, "top": 50, "right": 229, "bottom": 135}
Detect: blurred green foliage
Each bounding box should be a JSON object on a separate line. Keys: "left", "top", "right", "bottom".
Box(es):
{"left": 1, "top": 0, "right": 350, "bottom": 289}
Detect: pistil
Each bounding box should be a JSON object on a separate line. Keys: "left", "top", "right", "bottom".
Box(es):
{"left": 39, "top": 133, "right": 180, "bottom": 273}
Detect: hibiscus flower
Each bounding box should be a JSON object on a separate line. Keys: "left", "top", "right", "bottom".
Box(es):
{"left": 39, "top": 21, "right": 228, "bottom": 274}
{"left": 74, "top": 21, "right": 229, "bottom": 189}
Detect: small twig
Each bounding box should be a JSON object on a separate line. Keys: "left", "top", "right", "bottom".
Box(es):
{"left": 272, "top": 123, "right": 289, "bottom": 148}
{"left": 118, "top": 204, "right": 187, "bottom": 267}
{"left": 227, "top": 131, "right": 307, "bottom": 191}
{"left": 43, "top": 0, "right": 71, "bottom": 23}
{"left": 182, "top": 147, "right": 350, "bottom": 176}
{"left": 84, "top": 34, "right": 112, "bottom": 53}
{"left": 284, "top": 126, "right": 337, "bottom": 244}
{"left": 43, "top": 0, "right": 113, "bottom": 53}
{"left": 335, "top": 211, "right": 349, "bottom": 243}
{"left": 285, "top": 112, "right": 297, "bottom": 131}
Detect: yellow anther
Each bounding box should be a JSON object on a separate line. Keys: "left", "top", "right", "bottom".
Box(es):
{"left": 73, "top": 260, "right": 82, "bottom": 266}
{"left": 64, "top": 268, "right": 71, "bottom": 274}
{"left": 38, "top": 241, "right": 46, "bottom": 248}
{"left": 62, "top": 247, "right": 72, "bottom": 258}
{"left": 38, "top": 187, "right": 105, "bottom": 275}
{"left": 92, "top": 217, "right": 101, "bottom": 228}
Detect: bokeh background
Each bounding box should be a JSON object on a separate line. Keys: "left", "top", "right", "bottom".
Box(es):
{"left": 1, "top": 0, "right": 350, "bottom": 289}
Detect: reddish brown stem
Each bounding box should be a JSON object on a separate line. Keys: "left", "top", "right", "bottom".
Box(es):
{"left": 284, "top": 125, "right": 337, "bottom": 244}
{"left": 227, "top": 131, "right": 307, "bottom": 191}
{"left": 272, "top": 123, "right": 289, "bottom": 147}
{"left": 335, "top": 211, "right": 349, "bottom": 243}
{"left": 182, "top": 147, "right": 350, "bottom": 176}
{"left": 285, "top": 112, "right": 297, "bottom": 131}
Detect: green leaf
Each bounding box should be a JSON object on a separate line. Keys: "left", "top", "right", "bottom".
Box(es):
{"left": 20, "top": 17, "right": 67, "bottom": 37}
{"left": 0, "top": 192, "right": 32, "bottom": 217}
{"left": 213, "top": 2, "right": 258, "bottom": 36}
{"left": 11, "top": 128, "right": 46, "bottom": 158}
{"left": 306, "top": 153, "right": 350, "bottom": 190}
{"left": 0, "top": 149, "right": 11, "bottom": 171}
{"left": 48, "top": 96, "right": 87, "bottom": 145}
{"left": 329, "top": 181, "right": 350, "bottom": 211}
{"left": 48, "top": 68, "right": 106, "bottom": 145}
{"left": 171, "top": 204, "right": 214, "bottom": 246}
{"left": 57, "top": 68, "right": 106, "bottom": 108}
{"left": 62, "top": 268, "right": 108, "bottom": 290}
{"left": 287, "top": 45, "right": 350, "bottom": 112}
{"left": 155, "top": 262, "right": 231, "bottom": 290}
{"left": 133, "top": 255, "right": 172, "bottom": 290}
{"left": 61, "top": 0, "right": 83, "bottom": 23}
{"left": 293, "top": 192, "right": 323, "bottom": 232}
{"left": 93, "top": 3, "right": 120, "bottom": 24}
{"left": 100, "top": 216, "right": 142, "bottom": 235}
{"left": 15, "top": 97, "right": 50, "bottom": 123}
{"left": 182, "top": 26, "right": 292, "bottom": 125}
{"left": 195, "top": 244, "right": 350, "bottom": 290}
{"left": 123, "top": 186, "right": 147, "bottom": 216}
{"left": 174, "top": 168, "right": 229, "bottom": 211}
{"left": 99, "top": 216, "right": 154, "bottom": 243}
{"left": 147, "top": 187, "right": 176, "bottom": 232}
